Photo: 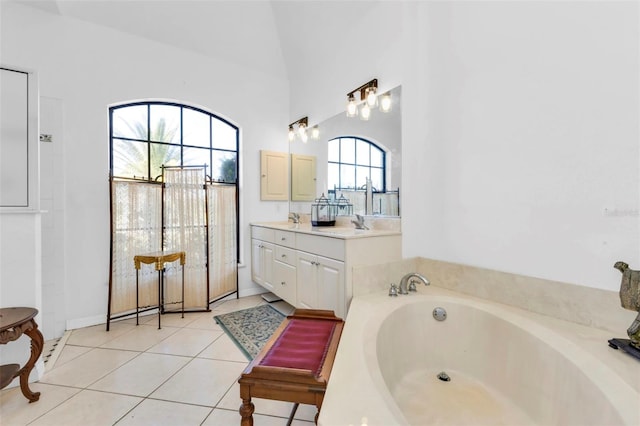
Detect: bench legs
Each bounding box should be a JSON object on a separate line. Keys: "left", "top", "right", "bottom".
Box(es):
{"left": 239, "top": 398, "right": 254, "bottom": 426}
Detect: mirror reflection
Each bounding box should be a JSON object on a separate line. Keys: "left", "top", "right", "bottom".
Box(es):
{"left": 289, "top": 85, "right": 401, "bottom": 217}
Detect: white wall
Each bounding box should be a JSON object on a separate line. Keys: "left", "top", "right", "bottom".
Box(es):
{"left": 411, "top": 1, "right": 639, "bottom": 290}
{"left": 293, "top": 1, "right": 640, "bottom": 292}
{"left": 1, "top": 2, "right": 290, "bottom": 330}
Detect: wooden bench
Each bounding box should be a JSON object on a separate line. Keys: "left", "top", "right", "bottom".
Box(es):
{"left": 238, "top": 309, "right": 344, "bottom": 425}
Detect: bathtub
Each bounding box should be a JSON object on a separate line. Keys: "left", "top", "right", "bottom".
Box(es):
{"left": 319, "top": 286, "right": 640, "bottom": 426}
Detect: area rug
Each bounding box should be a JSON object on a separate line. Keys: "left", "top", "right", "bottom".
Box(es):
{"left": 214, "top": 304, "right": 286, "bottom": 360}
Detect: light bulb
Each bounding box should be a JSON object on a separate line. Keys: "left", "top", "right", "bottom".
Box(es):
{"left": 366, "top": 86, "right": 377, "bottom": 107}
{"left": 301, "top": 131, "right": 309, "bottom": 143}
{"left": 380, "top": 92, "right": 392, "bottom": 112}
{"left": 311, "top": 125, "right": 320, "bottom": 140}
{"left": 346, "top": 94, "right": 357, "bottom": 117}
{"left": 288, "top": 126, "right": 295, "bottom": 142}
{"left": 298, "top": 122, "right": 307, "bottom": 138}
{"left": 360, "top": 103, "right": 371, "bottom": 121}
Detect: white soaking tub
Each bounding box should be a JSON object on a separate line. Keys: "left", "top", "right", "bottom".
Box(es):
{"left": 319, "top": 286, "right": 640, "bottom": 426}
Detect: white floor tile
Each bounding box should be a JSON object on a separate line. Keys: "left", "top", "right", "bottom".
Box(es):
{"left": 66, "top": 321, "right": 136, "bottom": 348}
{"left": 39, "top": 348, "right": 139, "bottom": 388}
{"left": 99, "top": 323, "right": 179, "bottom": 352}
{"left": 89, "top": 352, "right": 190, "bottom": 396}
{"left": 115, "top": 398, "right": 212, "bottom": 426}
{"left": 0, "top": 383, "right": 81, "bottom": 426}
{"left": 197, "top": 333, "right": 248, "bottom": 362}
{"left": 149, "top": 358, "right": 245, "bottom": 407}
{"left": 147, "top": 327, "right": 222, "bottom": 357}
{"left": 28, "top": 389, "right": 141, "bottom": 426}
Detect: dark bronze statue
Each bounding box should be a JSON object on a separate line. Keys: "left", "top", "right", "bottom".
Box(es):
{"left": 613, "top": 261, "right": 640, "bottom": 351}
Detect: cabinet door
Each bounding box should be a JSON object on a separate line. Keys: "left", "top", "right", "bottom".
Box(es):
{"left": 290, "top": 154, "right": 316, "bottom": 201}
{"left": 273, "top": 260, "right": 296, "bottom": 304}
{"left": 251, "top": 239, "right": 274, "bottom": 292}
{"left": 296, "top": 252, "right": 317, "bottom": 310}
{"left": 316, "top": 256, "right": 345, "bottom": 318}
{"left": 260, "top": 150, "right": 288, "bottom": 201}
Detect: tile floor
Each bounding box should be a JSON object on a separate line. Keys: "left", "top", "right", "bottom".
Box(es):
{"left": 1, "top": 295, "right": 318, "bottom": 426}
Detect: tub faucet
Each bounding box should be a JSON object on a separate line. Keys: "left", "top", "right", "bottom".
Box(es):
{"left": 399, "top": 272, "right": 430, "bottom": 295}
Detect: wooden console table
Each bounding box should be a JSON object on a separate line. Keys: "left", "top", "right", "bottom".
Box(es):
{"left": 0, "top": 307, "right": 44, "bottom": 402}
{"left": 134, "top": 250, "right": 186, "bottom": 329}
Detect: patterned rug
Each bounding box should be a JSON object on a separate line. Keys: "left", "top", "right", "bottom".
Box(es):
{"left": 214, "top": 304, "right": 286, "bottom": 360}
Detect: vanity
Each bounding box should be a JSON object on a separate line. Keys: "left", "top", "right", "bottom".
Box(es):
{"left": 251, "top": 222, "right": 401, "bottom": 318}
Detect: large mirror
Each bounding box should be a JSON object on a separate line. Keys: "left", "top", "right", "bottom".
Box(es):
{"left": 289, "top": 85, "right": 401, "bottom": 217}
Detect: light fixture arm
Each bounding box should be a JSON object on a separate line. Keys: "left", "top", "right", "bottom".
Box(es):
{"left": 346, "top": 78, "right": 378, "bottom": 100}
{"left": 288, "top": 116, "right": 308, "bottom": 129}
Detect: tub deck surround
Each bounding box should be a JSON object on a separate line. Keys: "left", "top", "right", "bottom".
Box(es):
{"left": 319, "top": 286, "right": 640, "bottom": 426}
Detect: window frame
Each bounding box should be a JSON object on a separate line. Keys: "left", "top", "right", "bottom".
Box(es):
{"left": 109, "top": 101, "right": 239, "bottom": 183}
{"left": 327, "top": 136, "right": 386, "bottom": 192}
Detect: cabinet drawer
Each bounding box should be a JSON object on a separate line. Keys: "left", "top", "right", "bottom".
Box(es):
{"left": 251, "top": 226, "right": 275, "bottom": 243}
{"left": 274, "top": 230, "right": 296, "bottom": 248}
{"left": 296, "top": 233, "right": 345, "bottom": 261}
{"left": 275, "top": 245, "right": 296, "bottom": 267}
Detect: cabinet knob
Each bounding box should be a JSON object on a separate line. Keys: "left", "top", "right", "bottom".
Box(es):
{"left": 281, "top": 237, "right": 286, "bottom": 241}
{"left": 281, "top": 281, "right": 286, "bottom": 285}
{"left": 281, "top": 254, "right": 286, "bottom": 258}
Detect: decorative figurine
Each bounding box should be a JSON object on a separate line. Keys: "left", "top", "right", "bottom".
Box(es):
{"left": 608, "top": 261, "right": 640, "bottom": 360}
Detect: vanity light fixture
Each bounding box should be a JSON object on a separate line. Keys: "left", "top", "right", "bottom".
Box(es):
{"left": 379, "top": 91, "right": 392, "bottom": 112}
{"left": 311, "top": 125, "right": 320, "bottom": 140}
{"left": 288, "top": 116, "right": 316, "bottom": 143}
{"left": 346, "top": 78, "right": 390, "bottom": 120}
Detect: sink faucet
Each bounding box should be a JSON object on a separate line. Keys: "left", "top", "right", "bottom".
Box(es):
{"left": 351, "top": 214, "right": 369, "bottom": 230}
{"left": 288, "top": 212, "right": 300, "bottom": 224}
{"left": 399, "top": 272, "right": 430, "bottom": 294}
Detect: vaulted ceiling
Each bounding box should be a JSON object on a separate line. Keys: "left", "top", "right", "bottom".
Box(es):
{"left": 14, "top": 0, "right": 380, "bottom": 82}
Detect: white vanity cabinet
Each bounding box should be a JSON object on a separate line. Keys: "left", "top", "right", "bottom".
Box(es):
{"left": 251, "top": 223, "right": 402, "bottom": 319}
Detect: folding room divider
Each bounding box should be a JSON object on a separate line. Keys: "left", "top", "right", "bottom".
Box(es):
{"left": 106, "top": 167, "right": 237, "bottom": 330}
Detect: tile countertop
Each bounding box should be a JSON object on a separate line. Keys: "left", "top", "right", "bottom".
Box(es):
{"left": 250, "top": 221, "right": 401, "bottom": 239}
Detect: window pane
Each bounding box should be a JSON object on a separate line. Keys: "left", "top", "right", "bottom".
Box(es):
{"left": 371, "top": 147, "right": 383, "bottom": 167}
{"left": 356, "top": 139, "right": 370, "bottom": 166}
{"left": 112, "top": 139, "right": 148, "bottom": 179}
{"left": 212, "top": 119, "right": 237, "bottom": 151}
{"left": 340, "top": 138, "right": 355, "bottom": 164}
{"left": 340, "top": 164, "right": 355, "bottom": 189}
{"left": 211, "top": 151, "right": 237, "bottom": 182}
{"left": 149, "top": 104, "right": 180, "bottom": 143}
{"left": 183, "top": 108, "right": 210, "bottom": 148}
{"left": 328, "top": 139, "right": 340, "bottom": 162}
{"left": 356, "top": 166, "right": 370, "bottom": 189}
{"left": 370, "top": 168, "right": 383, "bottom": 190}
{"left": 327, "top": 163, "right": 339, "bottom": 191}
{"left": 150, "top": 143, "right": 180, "bottom": 180}
{"left": 183, "top": 146, "right": 210, "bottom": 171}
{"left": 113, "top": 105, "right": 147, "bottom": 140}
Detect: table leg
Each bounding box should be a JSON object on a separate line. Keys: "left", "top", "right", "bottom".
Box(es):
{"left": 158, "top": 270, "right": 162, "bottom": 329}
{"left": 181, "top": 265, "right": 185, "bottom": 318}
{"left": 136, "top": 269, "right": 140, "bottom": 325}
{"left": 19, "top": 321, "right": 43, "bottom": 402}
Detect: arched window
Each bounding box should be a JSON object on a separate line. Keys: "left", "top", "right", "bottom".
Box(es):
{"left": 327, "top": 136, "right": 385, "bottom": 191}
{"left": 109, "top": 102, "right": 238, "bottom": 182}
